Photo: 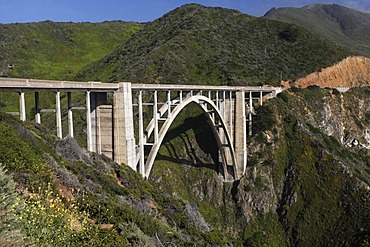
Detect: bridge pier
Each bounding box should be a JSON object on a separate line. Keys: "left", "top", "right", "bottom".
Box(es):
{"left": 112, "top": 83, "right": 136, "bottom": 169}
{"left": 234, "top": 90, "right": 247, "bottom": 177}
{"left": 35, "top": 92, "right": 41, "bottom": 124}
{"left": 86, "top": 91, "right": 92, "bottom": 151}
{"left": 67, "top": 92, "right": 74, "bottom": 138}
{"left": 90, "top": 92, "right": 108, "bottom": 153}
{"left": 138, "top": 90, "right": 145, "bottom": 174}
{"left": 19, "top": 91, "right": 26, "bottom": 121}
{"left": 56, "top": 91, "right": 62, "bottom": 139}
{"left": 248, "top": 91, "right": 253, "bottom": 136}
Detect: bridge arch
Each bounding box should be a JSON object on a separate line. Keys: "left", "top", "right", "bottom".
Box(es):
{"left": 141, "top": 94, "right": 238, "bottom": 180}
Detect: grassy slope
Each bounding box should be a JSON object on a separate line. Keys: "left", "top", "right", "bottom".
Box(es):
{"left": 265, "top": 4, "right": 370, "bottom": 58}
{"left": 0, "top": 21, "right": 142, "bottom": 80}
{"left": 0, "top": 112, "right": 238, "bottom": 246}
{"left": 78, "top": 4, "right": 351, "bottom": 86}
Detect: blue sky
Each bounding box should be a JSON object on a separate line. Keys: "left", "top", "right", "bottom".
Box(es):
{"left": 0, "top": 0, "right": 369, "bottom": 24}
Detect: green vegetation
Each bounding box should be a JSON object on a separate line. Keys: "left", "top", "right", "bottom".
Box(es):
{"left": 0, "top": 21, "right": 142, "bottom": 80}
{"left": 243, "top": 213, "right": 287, "bottom": 246}
{"left": 0, "top": 86, "right": 368, "bottom": 246}
{"left": 0, "top": 112, "right": 238, "bottom": 246}
{"left": 0, "top": 21, "right": 142, "bottom": 139}
{"left": 78, "top": 4, "right": 351, "bottom": 86}
{"left": 0, "top": 165, "right": 28, "bottom": 246}
{"left": 265, "top": 4, "right": 370, "bottom": 57}
{"left": 251, "top": 87, "right": 370, "bottom": 246}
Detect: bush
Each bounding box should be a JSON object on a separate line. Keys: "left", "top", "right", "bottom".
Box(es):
{"left": 253, "top": 104, "right": 276, "bottom": 134}
{"left": 0, "top": 164, "right": 28, "bottom": 246}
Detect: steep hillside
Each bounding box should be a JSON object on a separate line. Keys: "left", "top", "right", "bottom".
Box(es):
{"left": 265, "top": 4, "right": 370, "bottom": 57}
{"left": 0, "top": 86, "right": 368, "bottom": 246}
{"left": 0, "top": 21, "right": 142, "bottom": 80}
{"left": 282, "top": 56, "right": 370, "bottom": 88}
{"left": 0, "top": 113, "right": 239, "bottom": 246}
{"left": 150, "top": 86, "right": 370, "bottom": 246}
{"left": 78, "top": 4, "right": 351, "bottom": 86}
{"left": 249, "top": 87, "right": 370, "bottom": 246}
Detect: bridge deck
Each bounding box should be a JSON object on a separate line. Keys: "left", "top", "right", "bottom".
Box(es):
{"left": 0, "top": 78, "right": 282, "bottom": 93}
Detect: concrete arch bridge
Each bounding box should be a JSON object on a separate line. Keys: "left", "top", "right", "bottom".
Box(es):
{"left": 0, "top": 78, "right": 282, "bottom": 181}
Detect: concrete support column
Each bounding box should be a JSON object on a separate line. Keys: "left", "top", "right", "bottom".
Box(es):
{"left": 113, "top": 83, "right": 136, "bottom": 170}
{"left": 179, "top": 91, "right": 183, "bottom": 103}
{"left": 19, "top": 91, "right": 26, "bottom": 121}
{"left": 222, "top": 91, "right": 234, "bottom": 169}
{"left": 167, "top": 90, "right": 171, "bottom": 118}
{"left": 208, "top": 91, "right": 215, "bottom": 121}
{"left": 86, "top": 91, "right": 93, "bottom": 151}
{"left": 68, "top": 92, "right": 74, "bottom": 138}
{"left": 216, "top": 91, "right": 219, "bottom": 109}
{"left": 35, "top": 92, "right": 41, "bottom": 124}
{"left": 234, "top": 90, "right": 247, "bottom": 179}
{"left": 56, "top": 91, "right": 62, "bottom": 139}
{"left": 218, "top": 91, "right": 226, "bottom": 161}
{"left": 222, "top": 91, "right": 226, "bottom": 120}
{"left": 89, "top": 92, "right": 106, "bottom": 153}
{"left": 153, "top": 91, "right": 158, "bottom": 143}
{"left": 260, "top": 91, "right": 263, "bottom": 106}
{"left": 138, "top": 90, "right": 145, "bottom": 175}
{"left": 249, "top": 91, "right": 253, "bottom": 136}
{"left": 229, "top": 91, "right": 233, "bottom": 142}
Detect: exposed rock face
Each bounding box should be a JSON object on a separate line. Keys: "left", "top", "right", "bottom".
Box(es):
{"left": 236, "top": 165, "right": 278, "bottom": 222}
{"left": 302, "top": 88, "right": 370, "bottom": 150}
{"left": 282, "top": 56, "right": 370, "bottom": 88}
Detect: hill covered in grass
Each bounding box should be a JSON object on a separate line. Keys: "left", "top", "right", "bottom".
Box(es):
{"left": 77, "top": 4, "right": 352, "bottom": 86}
{"left": 0, "top": 21, "right": 142, "bottom": 80}
{"left": 265, "top": 4, "right": 370, "bottom": 58}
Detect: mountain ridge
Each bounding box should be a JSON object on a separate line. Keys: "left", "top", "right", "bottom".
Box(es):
{"left": 77, "top": 4, "right": 351, "bottom": 86}
{"left": 265, "top": 4, "right": 370, "bottom": 58}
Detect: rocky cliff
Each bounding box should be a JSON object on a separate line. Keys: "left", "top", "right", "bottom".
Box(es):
{"left": 148, "top": 86, "right": 370, "bottom": 246}
{"left": 283, "top": 56, "right": 370, "bottom": 88}
{"left": 247, "top": 87, "right": 370, "bottom": 246}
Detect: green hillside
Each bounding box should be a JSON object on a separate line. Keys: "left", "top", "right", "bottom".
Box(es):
{"left": 77, "top": 4, "right": 352, "bottom": 86}
{"left": 0, "top": 86, "right": 368, "bottom": 246}
{"left": 0, "top": 21, "right": 142, "bottom": 80}
{"left": 265, "top": 4, "right": 370, "bottom": 58}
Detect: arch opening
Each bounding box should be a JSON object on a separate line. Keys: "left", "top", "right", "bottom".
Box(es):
{"left": 140, "top": 95, "right": 238, "bottom": 180}
{"left": 154, "top": 104, "right": 220, "bottom": 172}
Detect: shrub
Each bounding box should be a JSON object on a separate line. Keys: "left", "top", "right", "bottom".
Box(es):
{"left": 16, "top": 183, "right": 107, "bottom": 246}
{"left": 0, "top": 164, "right": 28, "bottom": 246}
